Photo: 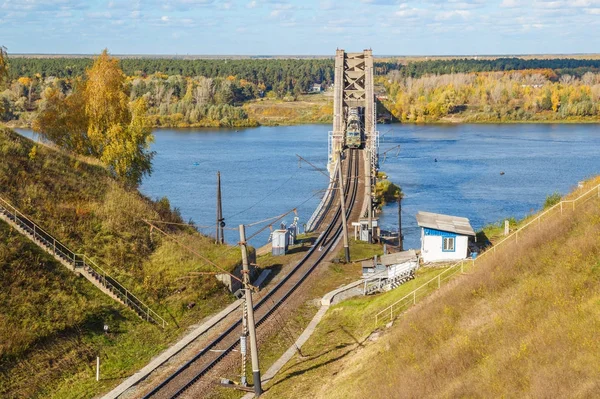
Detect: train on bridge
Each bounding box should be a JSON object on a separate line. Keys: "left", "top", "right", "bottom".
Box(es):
{"left": 345, "top": 107, "right": 364, "bottom": 149}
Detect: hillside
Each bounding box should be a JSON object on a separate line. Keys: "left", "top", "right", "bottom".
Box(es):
{"left": 263, "top": 177, "right": 600, "bottom": 398}
{"left": 0, "top": 127, "right": 241, "bottom": 398}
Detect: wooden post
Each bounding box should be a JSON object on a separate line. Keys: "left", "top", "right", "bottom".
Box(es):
{"left": 504, "top": 220, "right": 509, "bottom": 236}
{"left": 398, "top": 195, "right": 403, "bottom": 250}
{"left": 96, "top": 356, "right": 100, "bottom": 382}
{"left": 216, "top": 171, "right": 224, "bottom": 245}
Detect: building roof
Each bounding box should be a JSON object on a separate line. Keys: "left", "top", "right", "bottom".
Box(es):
{"left": 416, "top": 211, "right": 475, "bottom": 236}
{"left": 361, "top": 249, "right": 418, "bottom": 269}
{"left": 379, "top": 249, "right": 417, "bottom": 266}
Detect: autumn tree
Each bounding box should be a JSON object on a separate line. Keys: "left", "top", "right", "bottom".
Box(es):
{"left": 35, "top": 49, "right": 154, "bottom": 186}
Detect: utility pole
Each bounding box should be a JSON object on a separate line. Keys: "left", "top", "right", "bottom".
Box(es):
{"left": 337, "top": 152, "right": 350, "bottom": 263}
{"left": 240, "top": 303, "right": 248, "bottom": 386}
{"left": 239, "top": 224, "right": 262, "bottom": 397}
{"left": 216, "top": 171, "right": 224, "bottom": 244}
{"left": 398, "top": 194, "right": 403, "bottom": 251}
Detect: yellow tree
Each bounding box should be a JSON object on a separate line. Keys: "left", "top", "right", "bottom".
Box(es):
{"left": 84, "top": 49, "right": 153, "bottom": 185}
{"left": 35, "top": 49, "right": 154, "bottom": 186}
{"left": 85, "top": 49, "right": 131, "bottom": 155}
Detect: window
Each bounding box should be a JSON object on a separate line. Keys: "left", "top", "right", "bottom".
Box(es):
{"left": 442, "top": 237, "right": 455, "bottom": 252}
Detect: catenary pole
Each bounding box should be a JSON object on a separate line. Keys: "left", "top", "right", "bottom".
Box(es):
{"left": 239, "top": 224, "right": 262, "bottom": 396}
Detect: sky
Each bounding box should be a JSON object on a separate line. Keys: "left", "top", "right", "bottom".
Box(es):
{"left": 1, "top": 0, "right": 600, "bottom": 56}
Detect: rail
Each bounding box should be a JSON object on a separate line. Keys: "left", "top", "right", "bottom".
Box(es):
{"left": 374, "top": 182, "right": 600, "bottom": 326}
{"left": 0, "top": 196, "right": 167, "bottom": 328}
{"left": 141, "top": 149, "right": 360, "bottom": 398}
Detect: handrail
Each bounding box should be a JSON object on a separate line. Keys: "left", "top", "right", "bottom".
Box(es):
{"left": 0, "top": 196, "right": 167, "bottom": 328}
{"left": 374, "top": 182, "right": 600, "bottom": 325}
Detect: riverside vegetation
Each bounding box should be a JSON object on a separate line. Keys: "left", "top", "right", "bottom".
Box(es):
{"left": 262, "top": 176, "right": 600, "bottom": 398}
{"left": 3, "top": 50, "right": 600, "bottom": 128}
{"left": 0, "top": 127, "right": 244, "bottom": 398}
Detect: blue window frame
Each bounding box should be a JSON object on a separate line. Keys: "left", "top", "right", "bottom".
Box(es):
{"left": 442, "top": 236, "right": 455, "bottom": 252}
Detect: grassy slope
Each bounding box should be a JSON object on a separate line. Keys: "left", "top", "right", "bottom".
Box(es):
{"left": 264, "top": 178, "right": 600, "bottom": 398}
{"left": 243, "top": 94, "right": 333, "bottom": 126}
{"left": 0, "top": 127, "right": 241, "bottom": 398}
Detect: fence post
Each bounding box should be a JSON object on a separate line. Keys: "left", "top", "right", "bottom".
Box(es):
{"left": 147, "top": 306, "right": 150, "bottom": 322}
{"left": 53, "top": 238, "right": 56, "bottom": 255}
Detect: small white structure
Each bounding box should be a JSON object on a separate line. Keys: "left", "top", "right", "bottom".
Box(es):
{"left": 310, "top": 83, "right": 322, "bottom": 93}
{"left": 362, "top": 250, "right": 419, "bottom": 295}
{"left": 416, "top": 211, "right": 475, "bottom": 263}
{"left": 272, "top": 229, "right": 289, "bottom": 256}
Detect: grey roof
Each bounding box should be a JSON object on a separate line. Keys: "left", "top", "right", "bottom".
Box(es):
{"left": 416, "top": 211, "right": 475, "bottom": 236}
{"left": 379, "top": 249, "right": 417, "bottom": 266}
{"left": 362, "top": 249, "right": 417, "bottom": 269}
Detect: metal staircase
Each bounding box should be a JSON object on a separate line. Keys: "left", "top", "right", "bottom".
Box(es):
{"left": 363, "top": 262, "right": 417, "bottom": 295}
{"left": 0, "top": 196, "right": 167, "bottom": 327}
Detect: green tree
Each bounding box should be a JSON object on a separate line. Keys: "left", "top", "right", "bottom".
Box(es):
{"left": 0, "top": 46, "right": 8, "bottom": 116}
{"left": 0, "top": 46, "right": 7, "bottom": 87}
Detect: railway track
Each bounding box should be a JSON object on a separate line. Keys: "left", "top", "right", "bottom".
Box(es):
{"left": 141, "top": 149, "right": 361, "bottom": 399}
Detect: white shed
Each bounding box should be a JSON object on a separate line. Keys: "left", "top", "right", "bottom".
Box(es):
{"left": 416, "top": 211, "right": 475, "bottom": 263}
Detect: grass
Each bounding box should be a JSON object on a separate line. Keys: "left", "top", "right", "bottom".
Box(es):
{"left": 0, "top": 127, "right": 242, "bottom": 397}
{"left": 243, "top": 94, "right": 333, "bottom": 126}
{"left": 261, "top": 177, "right": 600, "bottom": 398}
{"left": 336, "top": 238, "right": 384, "bottom": 263}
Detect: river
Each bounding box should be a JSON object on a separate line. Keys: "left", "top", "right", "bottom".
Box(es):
{"left": 16, "top": 124, "right": 600, "bottom": 250}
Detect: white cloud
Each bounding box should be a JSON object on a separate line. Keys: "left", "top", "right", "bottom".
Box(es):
{"left": 500, "top": 0, "right": 521, "bottom": 7}
{"left": 435, "top": 9, "right": 471, "bottom": 20}
{"left": 247, "top": 0, "right": 257, "bottom": 8}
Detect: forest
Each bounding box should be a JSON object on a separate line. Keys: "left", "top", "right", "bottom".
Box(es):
{"left": 382, "top": 69, "right": 600, "bottom": 123}
{"left": 2, "top": 54, "right": 600, "bottom": 127}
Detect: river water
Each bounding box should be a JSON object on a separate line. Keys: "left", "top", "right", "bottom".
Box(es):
{"left": 16, "top": 124, "right": 600, "bottom": 249}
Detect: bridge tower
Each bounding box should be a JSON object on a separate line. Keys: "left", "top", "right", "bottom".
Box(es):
{"left": 328, "top": 49, "right": 378, "bottom": 175}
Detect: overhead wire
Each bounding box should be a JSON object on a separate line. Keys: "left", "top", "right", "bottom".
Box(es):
{"left": 142, "top": 219, "right": 254, "bottom": 288}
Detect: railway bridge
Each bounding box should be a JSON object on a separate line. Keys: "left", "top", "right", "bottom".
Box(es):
{"left": 126, "top": 49, "right": 379, "bottom": 399}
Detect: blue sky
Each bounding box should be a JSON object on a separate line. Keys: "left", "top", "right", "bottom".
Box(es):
{"left": 1, "top": 0, "right": 600, "bottom": 55}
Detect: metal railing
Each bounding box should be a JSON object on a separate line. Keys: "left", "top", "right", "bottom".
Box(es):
{"left": 306, "top": 161, "right": 339, "bottom": 232}
{"left": 374, "top": 183, "right": 600, "bottom": 326}
{"left": 0, "top": 196, "right": 167, "bottom": 328}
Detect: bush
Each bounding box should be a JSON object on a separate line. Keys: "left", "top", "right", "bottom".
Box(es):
{"left": 544, "top": 192, "right": 562, "bottom": 209}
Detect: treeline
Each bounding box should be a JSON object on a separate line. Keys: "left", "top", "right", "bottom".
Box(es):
{"left": 391, "top": 58, "right": 600, "bottom": 79}
{"left": 383, "top": 69, "right": 600, "bottom": 123}
{"left": 8, "top": 57, "right": 336, "bottom": 93}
